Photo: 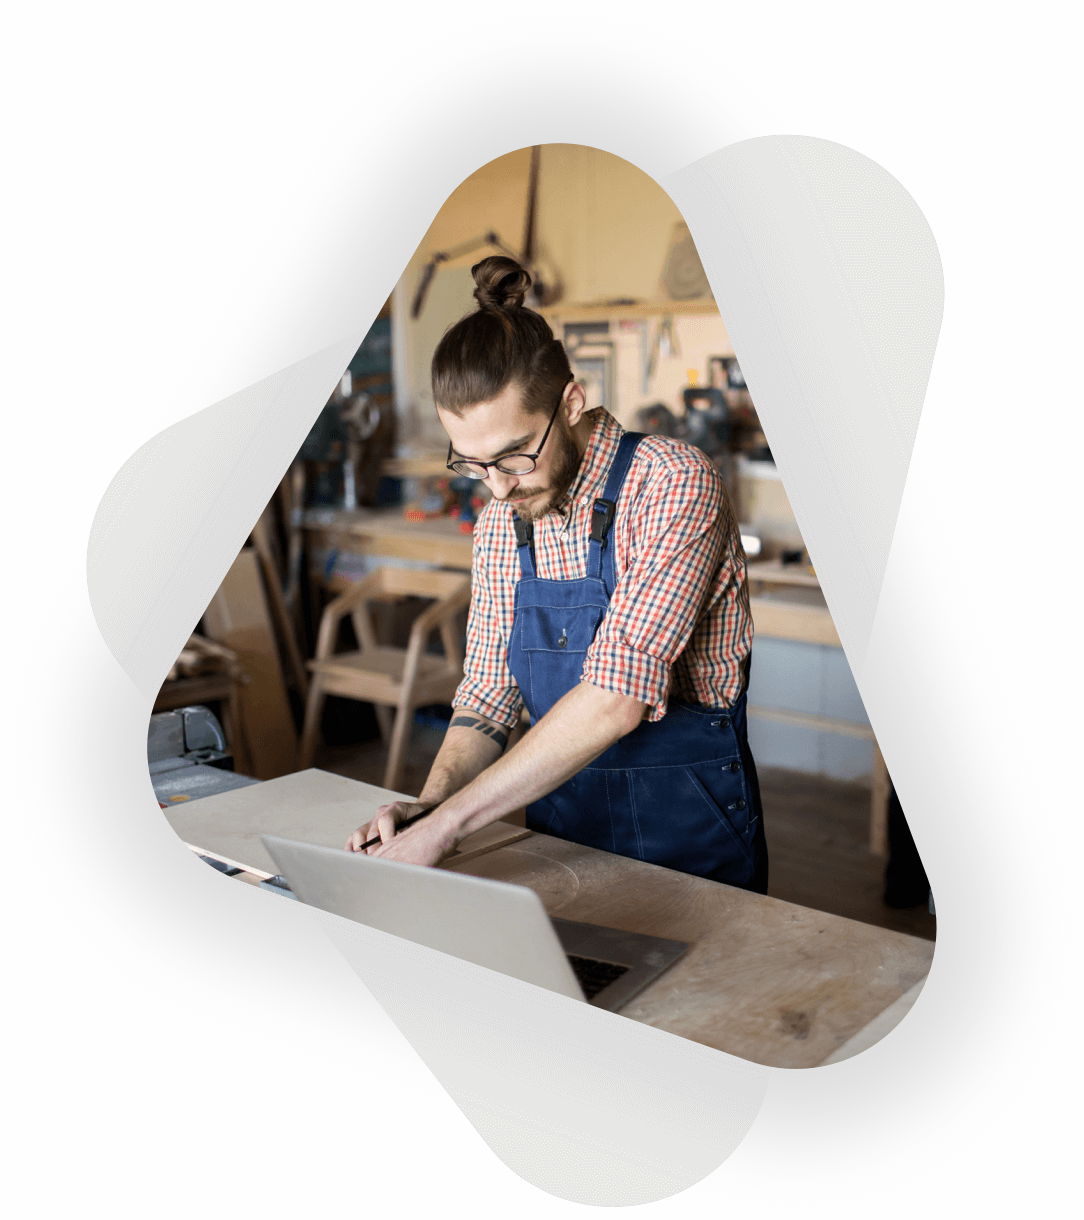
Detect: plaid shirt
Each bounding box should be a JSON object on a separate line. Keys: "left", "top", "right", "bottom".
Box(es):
{"left": 453, "top": 408, "right": 753, "bottom": 728}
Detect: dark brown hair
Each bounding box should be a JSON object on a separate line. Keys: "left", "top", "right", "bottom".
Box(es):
{"left": 431, "top": 256, "right": 572, "bottom": 416}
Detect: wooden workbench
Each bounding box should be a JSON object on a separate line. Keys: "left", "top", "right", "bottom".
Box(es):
{"left": 446, "top": 834, "right": 931, "bottom": 1069}
{"left": 161, "top": 770, "right": 933, "bottom": 1070}
{"left": 303, "top": 506, "right": 474, "bottom": 575}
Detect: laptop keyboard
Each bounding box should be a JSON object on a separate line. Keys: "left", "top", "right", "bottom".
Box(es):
{"left": 567, "top": 955, "right": 630, "bottom": 1001}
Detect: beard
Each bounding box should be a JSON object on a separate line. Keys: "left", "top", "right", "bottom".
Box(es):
{"left": 504, "top": 420, "right": 582, "bottom": 524}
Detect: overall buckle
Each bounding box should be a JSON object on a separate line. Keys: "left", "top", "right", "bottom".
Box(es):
{"left": 513, "top": 516, "right": 534, "bottom": 548}
{"left": 590, "top": 498, "right": 616, "bottom": 545}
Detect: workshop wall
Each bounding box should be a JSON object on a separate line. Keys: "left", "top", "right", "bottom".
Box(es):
{"left": 536, "top": 143, "right": 689, "bottom": 306}
{"left": 392, "top": 145, "right": 734, "bottom": 446}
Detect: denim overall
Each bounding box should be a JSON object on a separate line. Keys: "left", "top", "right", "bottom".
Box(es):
{"left": 506, "top": 432, "right": 769, "bottom": 892}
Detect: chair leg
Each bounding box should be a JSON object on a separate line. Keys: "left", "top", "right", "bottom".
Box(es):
{"left": 383, "top": 699, "right": 414, "bottom": 794}
{"left": 373, "top": 704, "right": 393, "bottom": 744}
{"left": 298, "top": 676, "right": 327, "bottom": 770}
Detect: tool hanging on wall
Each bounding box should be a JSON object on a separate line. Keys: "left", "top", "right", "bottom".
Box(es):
{"left": 410, "top": 146, "right": 563, "bottom": 319}
{"left": 659, "top": 221, "right": 713, "bottom": 301}
{"left": 411, "top": 230, "right": 521, "bottom": 319}
{"left": 644, "top": 314, "right": 680, "bottom": 386}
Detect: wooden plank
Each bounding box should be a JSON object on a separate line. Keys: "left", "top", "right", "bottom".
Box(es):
{"left": 251, "top": 508, "right": 309, "bottom": 700}
{"left": 202, "top": 549, "right": 298, "bottom": 780}
{"left": 450, "top": 818, "right": 532, "bottom": 864}
{"left": 750, "top": 595, "right": 842, "bottom": 646}
{"left": 162, "top": 768, "right": 528, "bottom": 879}
{"left": 449, "top": 835, "right": 934, "bottom": 1069}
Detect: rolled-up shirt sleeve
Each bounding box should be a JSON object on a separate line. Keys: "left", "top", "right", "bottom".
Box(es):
{"left": 581, "top": 455, "right": 727, "bottom": 720}
{"left": 452, "top": 511, "right": 524, "bottom": 729}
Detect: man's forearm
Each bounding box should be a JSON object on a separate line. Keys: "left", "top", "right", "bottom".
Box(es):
{"left": 432, "top": 681, "right": 644, "bottom": 844}
{"left": 414, "top": 710, "right": 509, "bottom": 808}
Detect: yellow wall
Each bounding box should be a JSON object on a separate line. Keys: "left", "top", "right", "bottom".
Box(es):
{"left": 536, "top": 143, "right": 690, "bottom": 306}
{"left": 393, "top": 144, "right": 734, "bottom": 446}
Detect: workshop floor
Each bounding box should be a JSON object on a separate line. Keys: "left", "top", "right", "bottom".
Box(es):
{"left": 316, "top": 726, "right": 936, "bottom": 943}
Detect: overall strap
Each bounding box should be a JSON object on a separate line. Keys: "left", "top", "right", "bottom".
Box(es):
{"left": 588, "top": 431, "right": 645, "bottom": 592}
{"left": 512, "top": 512, "right": 536, "bottom": 578}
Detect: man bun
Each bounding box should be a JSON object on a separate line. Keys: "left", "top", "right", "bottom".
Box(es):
{"left": 433, "top": 255, "right": 571, "bottom": 418}
{"left": 472, "top": 255, "right": 532, "bottom": 311}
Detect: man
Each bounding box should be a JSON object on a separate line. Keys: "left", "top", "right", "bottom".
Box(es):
{"left": 345, "top": 256, "right": 767, "bottom": 891}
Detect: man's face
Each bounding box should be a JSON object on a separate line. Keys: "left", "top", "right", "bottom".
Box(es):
{"left": 438, "top": 382, "right": 582, "bottom": 523}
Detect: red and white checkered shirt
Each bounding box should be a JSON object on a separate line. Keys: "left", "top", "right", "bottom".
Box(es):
{"left": 453, "top": 408, "right": 753, "bottom": 728}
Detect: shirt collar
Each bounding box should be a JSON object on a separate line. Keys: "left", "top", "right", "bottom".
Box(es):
{"left": 560, "top": 408, "right": 624, "bottom": 513}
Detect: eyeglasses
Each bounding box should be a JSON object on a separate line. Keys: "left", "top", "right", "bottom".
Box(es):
{"left": 446, "top": 377, "right": 574, "bottom": 479}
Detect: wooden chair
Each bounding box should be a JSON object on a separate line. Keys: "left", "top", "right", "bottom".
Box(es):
{"left": 299, "top": 566, "right": 472, "bottom": 791}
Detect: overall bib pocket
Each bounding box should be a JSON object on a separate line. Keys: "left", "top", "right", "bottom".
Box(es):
{"left": 517, "top": 603, "right": 605, "bottom": 653}
{"left": 514, "top": 603, "right": 606, "bottom": 721}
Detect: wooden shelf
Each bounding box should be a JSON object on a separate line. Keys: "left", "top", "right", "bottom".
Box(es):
{"left": 746, "top": 560, "right": 822, "bottom": 590}
{"left": 539, "top": 299, "right": 720, "bottom": 322}
{"left": 303, "top": 506, "right": 475, "bottom": 571}
{"left": 749, "top": 595, "right": 840, "bottom": 648}
{"left": 380, "top": 453, "right": 450, "bottom": 478}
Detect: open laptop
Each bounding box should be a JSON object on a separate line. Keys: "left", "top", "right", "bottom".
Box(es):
{"left": 261, "top": 835, "right": 689, "bottom": 1012}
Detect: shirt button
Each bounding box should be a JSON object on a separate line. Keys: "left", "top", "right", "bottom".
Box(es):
{"left": 580, "top": 496, "right": 588, "bottom": 505}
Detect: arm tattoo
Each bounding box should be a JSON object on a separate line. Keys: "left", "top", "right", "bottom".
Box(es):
{"left": 449, "top": 715, "right": 508, "bottom": 750}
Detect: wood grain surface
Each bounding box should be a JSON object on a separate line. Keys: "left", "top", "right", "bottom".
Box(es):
{"left": 447, "top": 835, "right": 934, "bottom": 1069}
{"left": 165, "top": 770, "right": 932, "bottom": 1068}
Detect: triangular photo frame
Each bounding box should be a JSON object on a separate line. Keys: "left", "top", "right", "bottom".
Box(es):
{"left": 29, "top": 19, "right": 1053, "bottom": 1210}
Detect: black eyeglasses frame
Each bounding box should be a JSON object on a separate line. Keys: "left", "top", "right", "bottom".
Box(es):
{"left": 445, "top": 377, "right": 575, "bottom": 480}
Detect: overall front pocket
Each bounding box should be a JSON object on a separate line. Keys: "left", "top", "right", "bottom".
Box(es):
{"left": 621, "top": 760, "right": 756, "bottom": 877}
{"left": 517, "top": 603, "right": 605, "bottom": 653}
{"left": 679, "top": 761, "right": 756, "bottom": 864}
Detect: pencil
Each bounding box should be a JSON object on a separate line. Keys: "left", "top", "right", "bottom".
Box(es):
{"left": 354, "top": 807, "right": 432, "bottom": 852}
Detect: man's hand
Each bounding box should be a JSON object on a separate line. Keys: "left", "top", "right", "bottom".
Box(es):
{"left": 364, "top": 807, "right": 461, "bottom": 868}
{"left": 342, "top": 705, "right": 511, "bottom": 864}
{"left": 345, "top": 800, "right": 430, "bottom": 853}
{"left": 344, "top": 799, "right": 461, "bottom": 867}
